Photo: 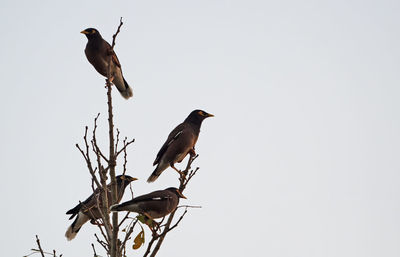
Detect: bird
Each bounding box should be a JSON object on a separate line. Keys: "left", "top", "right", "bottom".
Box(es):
{"left": 81, "top": 28, "right": 133, "bottom": 99}
{"left": 110, "top": 187, "right": 186, "bottom": 220}
{"left": 147, "top": 109, "right": 214, "bottom": 182}
{"left": 65, "top": 175, "right": 137, "bottom": 241}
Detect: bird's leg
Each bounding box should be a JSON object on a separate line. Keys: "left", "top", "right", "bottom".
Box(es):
{"left": 189, "top": 148, "right": 196, "bottom": 157}
{"left": 171, "top": 163, "right": 184, "bottom": 176}
{"left": 142, "top": 213, "right": 160, "bottom": 236}
{"left": 105, "top": 76, "right": 115, "bottom": 86}
{"left": 149, "top": 221, "right": 161, "bottom": 236}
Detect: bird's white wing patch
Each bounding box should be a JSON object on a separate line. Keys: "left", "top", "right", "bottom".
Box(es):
{"left": 168, "top": 130, "right": 183, "bottom": 146}
{"left": 151, "top": 196, "right": 172, "bottom": 201}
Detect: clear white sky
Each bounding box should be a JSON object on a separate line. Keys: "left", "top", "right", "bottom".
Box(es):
{"left": 1, "top": 0, "right": 399, "bottom": 256}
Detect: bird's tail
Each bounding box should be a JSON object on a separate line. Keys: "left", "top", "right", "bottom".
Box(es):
{"left": 65, "top": 212, "right": 89, "bottom": 241}
{"left": 147, "top": 166, "right": 163, "bottom": 183}
{"left": 118, "top": 78, "right": 133, "bottom": 99}
{"left": 66, "top": 203, "right": 81, "bottom": 220}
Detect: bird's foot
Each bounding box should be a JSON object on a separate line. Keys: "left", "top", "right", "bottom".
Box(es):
{"left": 189, "top": 148, "right": 196, "bottom": 157}
{"left": 149, "top": 221, "right": 161, "bottom": 236}
{"left": 171, "top": 165, "right": 184, "bottom": 176}
{"left": 105, "top": 76, "right": 115, "bottom": 86}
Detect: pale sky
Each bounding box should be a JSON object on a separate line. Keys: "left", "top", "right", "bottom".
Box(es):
{"left": 1, "top": 0, "right": 400, "bottom": 256}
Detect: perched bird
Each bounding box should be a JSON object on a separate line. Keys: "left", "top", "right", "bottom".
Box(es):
{"left": 148, "top": 109, "right": 214, "bottom": 182}
{"left": 81, "top": 28, "right": 133, "bottom": 99}
{"left": 110, "top": 187, "right": 186, "bottom": 220}
{"left": 65, "top": 175, "right": 137, "bottom": 241}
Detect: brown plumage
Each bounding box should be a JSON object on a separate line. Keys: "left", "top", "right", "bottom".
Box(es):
{"left": 81, "top": 28, "right": 133, "bottom": 99}
{"left": 65, "top": 175, "right": 137, "bottom": 240}
{"left": 148, "top": 110, "right": 214, "bottom": 182}
{"left": 110, "top": 187, "right": 186, "bottom": 219}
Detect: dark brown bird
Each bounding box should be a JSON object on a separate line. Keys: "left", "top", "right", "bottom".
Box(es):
{"left": 110, "top": 187, "right": 186, "bottom": 219}
{"left": 81, "top": 28, "right": 133, "bottom": 99}
{"left": 147, "top": 110, "right": 214, "bottom": 182}
{"left": 65, "top": 175, "right": 137, "bottom": 240}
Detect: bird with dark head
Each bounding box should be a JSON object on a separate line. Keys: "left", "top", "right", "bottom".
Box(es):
{"left": 81, "top": 28, "right": 133, "bottom": 99}
{"left": 110, "top": 187, "right": 186, "bottom": 220}
{"left": 147, "top": 109, "right": 214, "bottom": 183}
{"left": 65, "top": 175, "right": 137, "bottom": 241}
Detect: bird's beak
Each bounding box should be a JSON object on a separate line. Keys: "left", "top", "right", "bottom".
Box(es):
{"left": 128, "top": 177, "right": 138, "bottom": 182}
{"left": 80, "top": 30, "right": 89, "bottom": 34}
{"left": 177, "top": 190, "right": 187, "bottom": 199}
{"left": 207, "top": 113, "right": 214, "bottom": 118}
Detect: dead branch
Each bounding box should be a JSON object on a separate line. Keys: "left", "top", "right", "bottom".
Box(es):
{"left": 35, "top": 235, "right": 45, "bottom": 257}
{"left": 106, "top": 17, "right": 124, "bottom": 257}
{"left": 143, "top": 154, "right": 200, "bottom": 257}
{"left": 24, "top": 236, "right": 62, "bottom": 257}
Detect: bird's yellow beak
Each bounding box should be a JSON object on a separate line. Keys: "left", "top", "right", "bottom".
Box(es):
{"left": 207, "top": 113, "right": 214, "bottom": 117}
{"left": 80, "top": 30, "right": 89, "bottom": 34}
{"left": 128, "top": 177, "right": 138, "bottom": 182}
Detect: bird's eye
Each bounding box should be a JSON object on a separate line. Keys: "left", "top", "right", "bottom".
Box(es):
{"left": 91, "top": 29, "right": 96, "bottom": 34}
{"left": 198, "top": 111, "right": 205, "bottom": 116}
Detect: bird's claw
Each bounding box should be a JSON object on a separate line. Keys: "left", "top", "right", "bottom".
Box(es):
{"left": 189, "top": 148, "right": 196, "bottom": 157}
{"left": 105, "top": 76, "right": 115, "bottom": 86}
{"left": 171, "top": 165, "right": 184, "bottom": 176}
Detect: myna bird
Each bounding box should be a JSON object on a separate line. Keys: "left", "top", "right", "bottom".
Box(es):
{"left": 65, "top": 175, "right": 137, "bottom": 241}
{"left": 81, "top": 28, "right": 133, "bottom": 99}
{"left": 147, "top": 110, "right": 214, "bottom": 183}
{"left": 110, "top": 187, "right": 186, "bottom": 220}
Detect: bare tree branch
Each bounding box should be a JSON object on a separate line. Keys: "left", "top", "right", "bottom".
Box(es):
{"left": 35, "top": 235, "right": 45, "bottom": 257}
{"left": 143, "top": 154, "right": 200, "bottom": 257}
{"left": 106, "top": 17, "right": 124, "bottom": 257}
{"left": 24, "top": 236, "right": 62, "bottom": 257}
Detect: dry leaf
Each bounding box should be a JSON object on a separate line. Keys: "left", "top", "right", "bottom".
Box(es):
{"left": 132, "top": 230, "right": 145, "bottom": 250}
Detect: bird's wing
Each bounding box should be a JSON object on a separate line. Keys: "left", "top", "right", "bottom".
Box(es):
{"left": 76, "top": 187, "right": 104, "bottom": 216}
{"left": 153, "top": 123, "right": 186, "bottom": 165}
{"left": 118, "top": 190, "right": 172, "bottom": 208}
{"left": 66, "top": 189, "right": 98, "bottom": 219}
{"left": 105, "top": 41, "right": 121, "bottom": 68}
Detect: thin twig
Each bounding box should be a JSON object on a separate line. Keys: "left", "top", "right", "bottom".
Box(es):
{"left": 95, "top": 233, "right": 109, "bottom": 253}
{"left": 35, "top": 235, "right": 45, "bottom": 257}
{"left": 116, "top": 138, "right": 135, "bottom": 157}
{"left": 119, "top": 219, "right": 138, "bottom": 253}
{"left": 144, "top": 154, "right": 199, "bottom": 257}
{"left": 91, "top": 243, "right": 97, "bottom": 257}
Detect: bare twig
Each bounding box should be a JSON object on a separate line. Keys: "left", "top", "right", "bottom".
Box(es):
{"left": 119, "top": 219, "right": 138, "bottom": 253}
{"left": 95, "top": 233, "right": 109, "bottom": 253}
{"left": 144, "top": 154, "right": 199, "bottom": 257}
{"left": 91, "top": 243, "right": 98, "bottom": 257}
{"left": 24, "top": 236, "right": 62, "bottom": 257}
{"left": 115, "top": 128, "right": 120, "bottom": 155}
{"left": 116, "top": 138, "right": 135, "bottom": 157}
{"left": 167, "top": 208, "right": 188, "bottom": 232}
{"left": 35, "top": 235, "right": 45, "bottom": 257}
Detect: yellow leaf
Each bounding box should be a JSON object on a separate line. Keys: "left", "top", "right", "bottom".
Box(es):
{"left": 137, "top": 215, "right": 154, "bottom": 226}
{"left": 132, "top": 230, "right": 145, "bottom": 250}
{"left": 137, "top": 214, "right": 146, "bottom": 224}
